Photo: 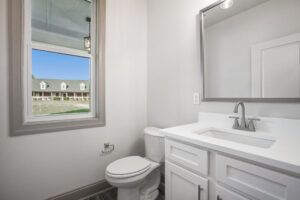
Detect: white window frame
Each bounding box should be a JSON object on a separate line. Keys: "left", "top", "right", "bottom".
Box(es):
{"left": 61, "top": 82, "right": 67, "bottom": 91}
{"left": 9, "top": 0, "right": 106, "bottom": 135}
{"left": 40, "top": 81, "right": 46, "bottom": 90}
{"left": 80, "top": 82, "right": 86, "bottom": 91}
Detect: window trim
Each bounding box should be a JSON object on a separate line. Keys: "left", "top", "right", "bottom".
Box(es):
{"left": 9, "top": 0, "right": 106, "bottom": 136}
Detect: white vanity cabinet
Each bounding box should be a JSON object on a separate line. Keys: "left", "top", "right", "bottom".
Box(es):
{"left": 165, "top": 139, "right": 208, "bottom": 176}
{"left": 165, "top": 138, "right": 300, "bottom": 200}
{"left": 165, "top": 139, "right": 208, "bottom": 200}
{"left": 216, "top": 185, "right": 250, "bottom": 200}
{"left": 165, "top": 161, "right": 208, "bottom": 200}
{"left": 216, "top": 154, "right": 300, "bottom": 200}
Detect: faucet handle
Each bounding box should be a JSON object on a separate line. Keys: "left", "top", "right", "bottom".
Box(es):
{"left": 229, "top": 116, "right": 239, "bottom": 129}
{"left": 248, "top": 118, "right": 261, "bottom": 122}
{"left": 248, "top": 118, "right": 260, "bottom": 132}
{"left": 229, "top": 116, "right": 239, "bottom": 119}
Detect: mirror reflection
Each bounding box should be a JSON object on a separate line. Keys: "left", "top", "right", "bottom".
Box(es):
{"left": 202, "top": 0, "right": 300, "bottom": 100}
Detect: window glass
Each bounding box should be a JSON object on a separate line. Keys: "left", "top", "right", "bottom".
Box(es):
{"left": 31, "top": 0, "right": 92, "bottom": 52}
{"left": 32, "top": 49, "right": 91, "bottom": 116}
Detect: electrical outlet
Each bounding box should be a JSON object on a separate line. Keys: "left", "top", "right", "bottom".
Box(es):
{"left": 193, "top": 92, "right": 200, "bottom": 105}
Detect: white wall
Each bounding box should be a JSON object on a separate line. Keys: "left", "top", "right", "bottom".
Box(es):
{"left": 147, "top": 0, "right": 300, "bottom": 128}
{"left": 2, "top": 0, "right": 300, "bottom": 199}
{"left": 205, "top": 0, "right": 300, "bottom": 98}
{"left": 0, "top": 0, "right": 147, "bottom": 199}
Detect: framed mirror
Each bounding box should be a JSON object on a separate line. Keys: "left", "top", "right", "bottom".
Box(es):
{"left": 200, "top": 0, "right": 300, "bottom": 102}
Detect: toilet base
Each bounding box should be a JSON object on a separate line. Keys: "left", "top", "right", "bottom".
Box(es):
{"left": 140, "top": 189, "right": 159, "bottom": 200}
{"left": 116, "top": 169, "right": 161, "bottom": 200}
{"left": 118, "top": 188, "right": 140, "bottom": 200}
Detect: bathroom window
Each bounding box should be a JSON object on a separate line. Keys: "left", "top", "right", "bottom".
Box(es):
{"left": 10, "top": 0, "right": 106, "bottom": 135}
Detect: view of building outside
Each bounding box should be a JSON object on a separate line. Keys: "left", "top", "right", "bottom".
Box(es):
{"left": 32, "top": 49, "right": 91, "bottom": 116}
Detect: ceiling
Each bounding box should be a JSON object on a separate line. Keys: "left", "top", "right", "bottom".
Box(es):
{"left": 31, "top": 0, "right": 92, "bottom": 50}
{"left": 204, "top": 0, "right": 270, "bottom": 27}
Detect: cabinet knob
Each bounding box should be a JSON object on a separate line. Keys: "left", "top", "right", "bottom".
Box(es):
{"left": 217, "top": 195, "right": 223, "bottom": 200}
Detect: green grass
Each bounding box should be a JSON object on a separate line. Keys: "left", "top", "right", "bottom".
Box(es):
{"left": 32, "top": 101, "right": 90, "bottom": 116}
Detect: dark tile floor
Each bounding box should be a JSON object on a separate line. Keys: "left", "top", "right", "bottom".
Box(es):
{"left": 156, "top": 194, "right": 165, "bottom": 200}
{"left": 85, "top": 188, "right": 117, "bottom": 200}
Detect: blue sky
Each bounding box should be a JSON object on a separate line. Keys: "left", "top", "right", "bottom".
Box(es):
{"left": 32, "top": 49, "right": 90, "bottom": 80}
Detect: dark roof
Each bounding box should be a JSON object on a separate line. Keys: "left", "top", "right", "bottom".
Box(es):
{"left": 32, "top": 79, "right": 90, "bottom": 92}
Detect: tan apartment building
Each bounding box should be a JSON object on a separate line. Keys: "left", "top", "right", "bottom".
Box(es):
{"left": 32, "top": 79, "right": 90, "bottom": 101}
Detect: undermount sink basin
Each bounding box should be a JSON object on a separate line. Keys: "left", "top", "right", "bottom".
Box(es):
{"left": 194, "top": 129, "right": 275, "bottom": 148}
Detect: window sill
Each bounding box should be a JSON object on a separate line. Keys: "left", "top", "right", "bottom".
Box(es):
{"left": 11, "top": 115, "right": 105, "bottom": 136}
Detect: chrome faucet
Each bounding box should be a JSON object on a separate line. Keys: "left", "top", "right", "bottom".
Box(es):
{"left": 234, "top": 102, "right": 247, "bottom": 128}
{"left": 230, "top": 102, "right": 260, "bottom": 132}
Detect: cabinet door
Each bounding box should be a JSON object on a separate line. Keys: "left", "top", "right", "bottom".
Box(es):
{"left": 216, "top": 185, "right": 250, "bottom": 200}
{"left": 165, "top": 161, "right": 208, "bottom": 200}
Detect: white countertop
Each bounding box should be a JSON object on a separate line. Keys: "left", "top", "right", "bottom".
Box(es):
{"left": 161, "top": 112, "right": 300, "bottom": 175}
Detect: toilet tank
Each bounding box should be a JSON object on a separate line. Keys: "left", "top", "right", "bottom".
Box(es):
{"left": 144, "top": 127, "right": 165, "bottom": 163}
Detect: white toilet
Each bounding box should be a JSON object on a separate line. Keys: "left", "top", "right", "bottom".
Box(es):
{"left": 105, "top": 127, "right": 164, "bottom": 200}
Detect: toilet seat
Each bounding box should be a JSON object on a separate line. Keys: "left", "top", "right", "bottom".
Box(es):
{"left": 106, "top": 156, "right": 151, "bottom": 178}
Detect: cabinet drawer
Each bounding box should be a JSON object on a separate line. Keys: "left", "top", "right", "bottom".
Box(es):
{"left": 216, "top": 185, "right": 250, "bottom": 200}
{"left": 165, "top": 139, "right": 208, "bottom": 176}
{"left": 216, "top": 154, "right": 300, "bottom": 200}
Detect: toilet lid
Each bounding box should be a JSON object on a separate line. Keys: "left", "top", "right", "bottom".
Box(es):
{"left": 106, "top": 156, "right": 151, "bottom": 178}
